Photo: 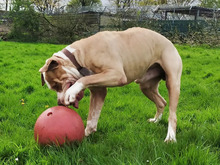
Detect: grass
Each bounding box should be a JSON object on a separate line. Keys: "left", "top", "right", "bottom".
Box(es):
{"left": 0, "top": 41, "right": 219, "bottom": 164}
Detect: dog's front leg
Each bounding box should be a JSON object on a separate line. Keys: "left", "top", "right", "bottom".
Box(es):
{"left": 85, "top": 87, "right": 107, "bottom": 136}
{"left": 64, "top": 69, "right": 126, "bottom": 105}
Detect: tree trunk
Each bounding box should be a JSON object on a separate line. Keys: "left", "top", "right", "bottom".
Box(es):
{"left": 6, "top": 0, "right": 8, "bottom": 11}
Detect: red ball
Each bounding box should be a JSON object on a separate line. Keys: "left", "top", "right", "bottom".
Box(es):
{"left": 34, "top": 106, "right": 85, "bottom": 146}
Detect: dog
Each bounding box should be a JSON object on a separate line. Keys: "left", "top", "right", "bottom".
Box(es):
{"left": 39, "top": 27, "right": 182, "bottom": 142}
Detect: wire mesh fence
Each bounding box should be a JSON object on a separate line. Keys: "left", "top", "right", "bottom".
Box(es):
{"left": 0, "top": 5, "right": 219, "bottom": 45}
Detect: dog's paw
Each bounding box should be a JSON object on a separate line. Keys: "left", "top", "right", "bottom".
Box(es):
{"left": 85, "top": 119, "right": 99, "bottom": 136}
{"left": 164, "top": 135, "right": 177, "bottom": 143}
{"left": 148, "top": 114, "right": 162, "bottom": 123}
{"left": 64, "top": 82, "right": 84, "bottom": 105}
{"left": 148, "top": 118, "right": 159, "bottom": 123}
{"left": 85, "top": 127, "right": 97, "bottom": 136}
{"left": 164, "top": 125, "right": 176, "bottom": 143}
{"left": 64, "top": 90, "right": 76, "bottom": 105}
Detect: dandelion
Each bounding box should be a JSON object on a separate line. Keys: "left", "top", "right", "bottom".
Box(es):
{"left": 20, "top": 99, "right": 25, "bottom": 105}
{"left": 45, "top": 105, "right": 49, "bottom": 108}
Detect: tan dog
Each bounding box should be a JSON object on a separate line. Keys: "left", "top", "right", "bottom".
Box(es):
{"left": 39, "top": 27, "right": 182, "bottom": 142}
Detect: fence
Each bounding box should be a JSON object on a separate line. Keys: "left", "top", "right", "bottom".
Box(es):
{"left": 0, "top": 6, "right": 219, "bottom": 45}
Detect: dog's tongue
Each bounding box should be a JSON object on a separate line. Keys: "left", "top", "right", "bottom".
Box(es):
{"left": 72, "top": 91, "right": 84, "bottom": 109}
{"left": 72, "top": 101, "right": 79, "bottom": 109}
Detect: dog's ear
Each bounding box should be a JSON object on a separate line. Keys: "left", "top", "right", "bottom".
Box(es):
{"left": 48, "top": 60, "right": 59, "bottom": 71}
{"left": 39, "top": 59, "right": 60, "bottom": 86}
{"left": 41, "top": 73, "right": 45, "bottom": 86}
{"left": 39, "top": 59, "right": 60, "bottom": 72}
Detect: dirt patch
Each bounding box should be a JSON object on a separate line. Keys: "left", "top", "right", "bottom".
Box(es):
{"left": 0, "top": 24, "right": 11, "bottom": 40}
{"left": 0, "top": 24, "right": 10, "bottom": 33}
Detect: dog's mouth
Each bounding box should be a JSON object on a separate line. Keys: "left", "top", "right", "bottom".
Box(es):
{"left": 67, "top": 82, "right": 84, "bottom": 109}
{"left": 72, "top": 90, "right": 84, "bottom": 109}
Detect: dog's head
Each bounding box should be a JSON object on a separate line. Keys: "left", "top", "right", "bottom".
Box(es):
{"left": 39, "top": 56, "right": 84, "bottom": 108}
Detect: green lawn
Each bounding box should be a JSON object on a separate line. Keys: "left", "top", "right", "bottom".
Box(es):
{"left": 0, "top": 41, "right": 219, "bottom": 164}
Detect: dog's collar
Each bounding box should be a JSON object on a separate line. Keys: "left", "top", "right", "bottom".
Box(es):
{"left": 61, "top": 46, "right": 91, "bottom": 76}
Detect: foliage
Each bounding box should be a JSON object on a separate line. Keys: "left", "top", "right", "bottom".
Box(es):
{"left": 5, "top": 1, "right": 99, "bottom": 43}
{"left": 139, "top": 0, "right": 167, "bottom": 6}
{"left": 8, "top": 0, "right": 40, "bottom": 42}
{"left": 38, "top": 11, "right": 100, "bottom": 44}
{"left": 167, "top": 0, "right": 198, "bottom": 5}
{"left": 138, "top": 0, "right": 220, "bottom": 6}
{"left": 0, "top": 42, "right": 220, "bottom": 164}
{"left": 200, "top": 0, "right": 220, "bottom": 8}
{"left": 3, "top": 0, "right": 220, "bottom": 45}
{"left": 113, "top": 0, "right": 199, "bottom": 7}
{"left": 105, "top": 7, "right": 220, "bottom": 46}
{"left": 31, "top": 0, "right": 62, "bottom": 14}
{"left": 67, "top": 0, "right": 101, "bottom": 7}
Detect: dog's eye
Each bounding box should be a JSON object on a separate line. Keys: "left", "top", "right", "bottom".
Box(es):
{"left": 52, "top": 82, "right": 62, "bottom": 92}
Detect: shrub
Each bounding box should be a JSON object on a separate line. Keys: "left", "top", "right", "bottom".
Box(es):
{"left": 8, "top": 0, "right": 40, "bottom": 42}
{"left": 38, "top": 12, "right": 98, "bottom": 44}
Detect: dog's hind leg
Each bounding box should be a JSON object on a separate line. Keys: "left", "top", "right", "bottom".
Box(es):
{"left": 141, "top": 80, "right": 167, "bottom": 123}
{"left": 136, "top": 63, "right": 167, "bottom": 123}
{"left": 160, "top": 49, "right": 182, "bottom": 142}
{"left": 85, "top": 87, "right": 107, "bottom": 136}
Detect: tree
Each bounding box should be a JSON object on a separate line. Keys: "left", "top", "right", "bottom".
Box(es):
{"left": 139, "top": 0, "right": 168, "bottom": 6}
{"left": 114, "top": 0, "right": 134, "bottom": 8}
{"left": 166, "top": 0, "right": 220, "bottom": 8}
{"left": 67, "top": 0, "right": 101, "bottom": 7}
{"left": 9, "top": 0, "right": 40, "bottom": 41}
{"left": 31, "top": 0, "right": 61, "bottom": 14}
{"left": 6, "top": 0, "right": 8, "bottom": 11}
{"left": 113, "top": 0, "right": 168, "bottom": 8}
{"left": 200, "top": 0, "right": 220, "bottom": 8}
{"left": 166, "top": 0, "right": 198, "bottom": 6}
